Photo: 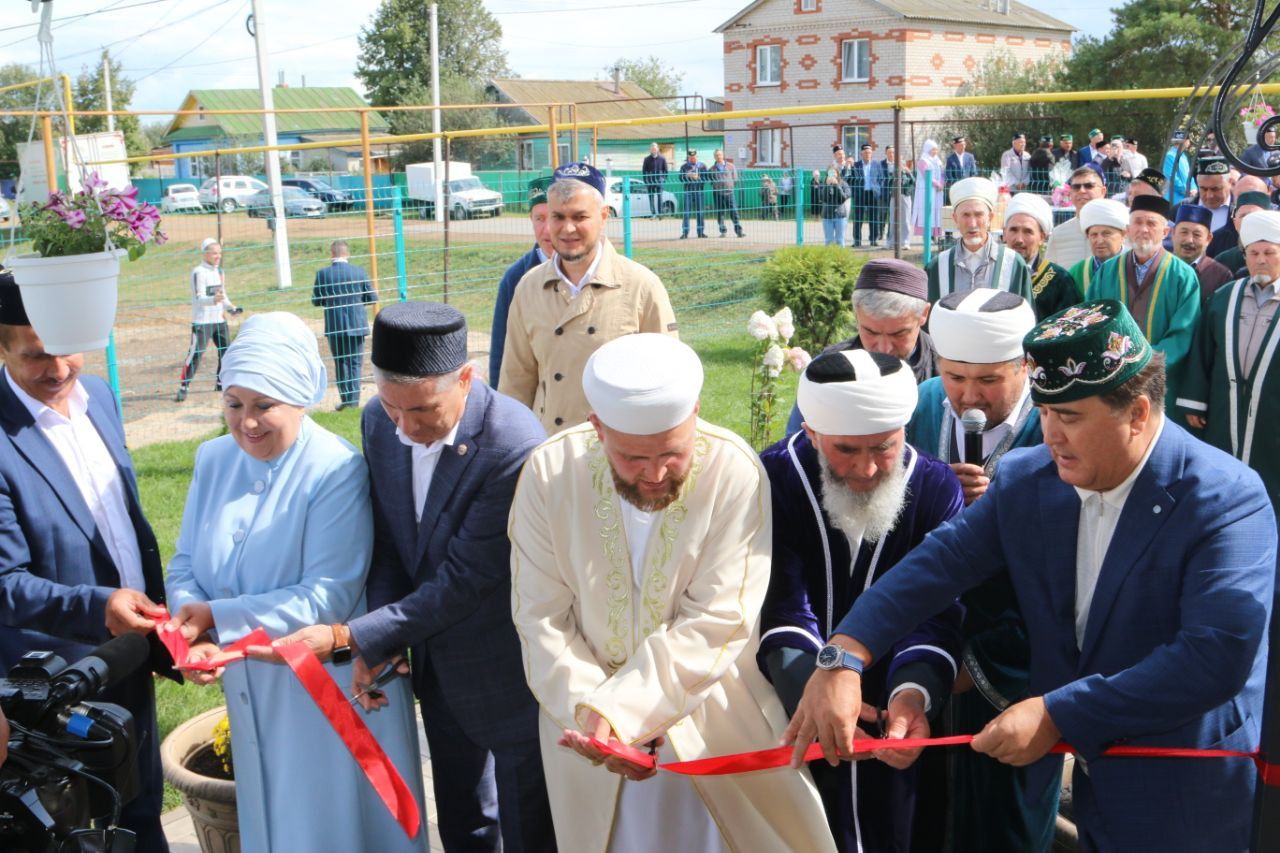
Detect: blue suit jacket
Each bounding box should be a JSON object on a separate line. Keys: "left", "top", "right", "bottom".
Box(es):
{"left": 945, "top": 151, "right": 978, "bottom": 187}
{"left": 847, "top": 159, "right": 883, "bottom": 198}
{"left": 489, "top": 245, "right": 542, "bottom": 386}
{"left": 837, "top": 422, "right": 1275, "bottom": 850}
{"left": 348, "top": 380, "right": 546, "bottom": 748}
{"left": 311, "top": 260, "right": 376, "bottom": 338}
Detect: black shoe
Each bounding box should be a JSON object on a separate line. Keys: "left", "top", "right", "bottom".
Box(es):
{"left": 680, "top": 233, "right": 688, "bottom": 239}
{"left": 870, "top": 241, "right": 880, "bottom": 247}
{"left": 214, "top": 382, "right": 222, "bottom": 392}
{"left": 698, "top": 233, "right": 708, "bottom": 238}
{"left": 720, "top": 231, "right": 727, "bottom": 237}
{"left": 853, "top": 242, "right": 862, "bottom": 247}
{"left": 174, "top": 388, "right": 187, "bottom": 403}
{"left": 736, "top": 231, "right": 745, "bottom": 238}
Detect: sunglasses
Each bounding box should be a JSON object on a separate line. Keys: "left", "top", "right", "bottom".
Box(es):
{"left": 1070, "top": 182, "right": 1100, "bottom": 191}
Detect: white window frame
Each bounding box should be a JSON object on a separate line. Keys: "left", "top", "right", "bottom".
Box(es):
{"left": 841, "top": 38, "right": 871, "bottom": 83}
{"left": 757, "top": 44, "right": 781, "bottom": 87}
{"left": 841, "top": 125, "right": 870, "bottom": 156}
{"left": 519, "top": 140, "right": 535, "bottom": 170}
{"left": 756, "top": 128, "right": 782, "bottom": 166}
{"left": 800, "top": 0, "right": 817, "bottom": 10}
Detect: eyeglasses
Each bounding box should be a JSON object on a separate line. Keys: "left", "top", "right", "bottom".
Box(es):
{"left": 1070, "top": 182, "right": 1099, "bottom": 191}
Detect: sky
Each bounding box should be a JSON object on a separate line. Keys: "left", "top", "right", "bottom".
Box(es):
{"left": 0, "top": 0, "right": 1123, "bottom": 121}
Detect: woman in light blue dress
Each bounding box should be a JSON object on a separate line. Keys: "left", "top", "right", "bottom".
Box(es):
{"left": 166, "top": 312, "right": 428, "bottom": 852}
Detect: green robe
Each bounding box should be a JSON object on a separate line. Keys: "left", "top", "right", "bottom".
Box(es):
{"left": 905, "top": 379, "right": 1058, "bottom": 853}
{"left": 1177, "top": 277, "right": 1280, "bottom": 510}
{"left": 1216, "top": 245, "right": 1245, "bottom": 277}
{"left": 925, "top": 242, "right": 1034, "bottom": 304}
{"left": 1069, "top": 256, "right": 1104, "bottom": 297}
{"left": 1087, "top": 249, "right": 1201, "bottom": 415}
{"left": 1029, "top": 254, "right": 1082, "bottom": 320}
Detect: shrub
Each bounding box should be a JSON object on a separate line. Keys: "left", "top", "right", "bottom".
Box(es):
{"left": 759, "top": 245, "right": 862, "bottom": 353}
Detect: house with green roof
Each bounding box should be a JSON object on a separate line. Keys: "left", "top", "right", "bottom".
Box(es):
{"left": 161, "top": 86, "right": 391, "bottom": 181}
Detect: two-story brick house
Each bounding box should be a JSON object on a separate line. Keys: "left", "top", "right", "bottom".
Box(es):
{"left": 716, "top": 0, "right": 1074, "bottom": 170}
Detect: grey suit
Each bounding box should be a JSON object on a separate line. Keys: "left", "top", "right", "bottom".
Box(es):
{"left": 348, "top": 380, "right": 555, "bottom": 852}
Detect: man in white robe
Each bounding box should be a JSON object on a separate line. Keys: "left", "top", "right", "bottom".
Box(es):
{"left": 510, "top": 333, "right": 836, "bottom": 853}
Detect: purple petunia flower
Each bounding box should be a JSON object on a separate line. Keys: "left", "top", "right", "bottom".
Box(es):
{"left": 81, "top": 171, "right": 108, "bottom": 195}
{"left": 60, "top": 208, "right": 87, "bottom": 229}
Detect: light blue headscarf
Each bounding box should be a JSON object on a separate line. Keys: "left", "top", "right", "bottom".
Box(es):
{"left": 219, "top": 312, "right": 327, "bottom": 406}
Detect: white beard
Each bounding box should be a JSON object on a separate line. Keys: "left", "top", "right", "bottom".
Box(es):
{"left": 818, "top": 455, "right": 910, "bottom": 545}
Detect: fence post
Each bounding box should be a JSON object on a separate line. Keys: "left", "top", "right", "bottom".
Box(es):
{"left": 105, "top": 332, "right": 122, "bottom": 419}
{"left": 622, "top": 176, "right": 633, "bottom": 259}
{"left": 393, "top": 185, "right": 408, "bottom": 302}
{"left": 794, "top": 167, "right": 805, "bottom": 247}
{"left": 893, "top": 100, "right": 902, "bottom": 260}
{"left": 922, "top": 167, "right": 935, "bottom": 269}
{"left": 360, "top": 110, "right": 378, "bottom": 292}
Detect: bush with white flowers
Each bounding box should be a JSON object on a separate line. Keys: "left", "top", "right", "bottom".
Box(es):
{"left": 748, "top": 306, "right": 811, "bottom": 449}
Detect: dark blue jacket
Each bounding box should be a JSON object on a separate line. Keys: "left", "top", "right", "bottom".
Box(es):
{"left": 348, "top": 380, "right": 547, "bottom": 748}
{"left": 945, "top": 150, "right": 978, "bottom": 187}
{"left": 489, "top": 245, "right": 543, "bottom": 386}
{"left": 311, "top": 260, "right": 375, "bottom": 338}
{"left": 838, "top": 424, "right": 1275, "bottom": 850}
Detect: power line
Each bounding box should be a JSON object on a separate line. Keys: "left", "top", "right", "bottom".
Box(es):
{"left": 0, "top": 0, "right": 176, "bottom": 35}
{"left": 55, "top": 0, "right": 234, "bottom": 61}
{"left": 494, "top": 0, "right": 704, "bottom": 14}
{"left": 132, "top": 0, "right": 250, "bottom": 84}
{"left": 127, "top": 31, "right": 360, "bottom": 73}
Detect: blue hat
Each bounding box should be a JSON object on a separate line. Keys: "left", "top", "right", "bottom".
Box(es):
{"left": 1082, "top": 161, "right": 1105, "bottom": 182}
{"left": 1174, "top": 204, "right": 1213, "bottom": 231}
{"left": 552, "top": 162, "right": 606, "bottom": 198}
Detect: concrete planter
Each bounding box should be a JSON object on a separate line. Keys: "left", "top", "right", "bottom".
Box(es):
{"left": 160, "top": 706, "right": 239, "bottom": 853}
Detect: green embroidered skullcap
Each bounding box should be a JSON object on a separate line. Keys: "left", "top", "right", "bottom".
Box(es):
{"left": 528, "top": 177, "right": 549, "bottom": 207}
{"left": 1023, "top": 300, "right": 1151, "bottom": 404}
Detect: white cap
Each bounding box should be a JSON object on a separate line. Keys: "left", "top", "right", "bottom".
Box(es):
{"left": 1080, "top": 198, "right": 1130, "bottom": 233}
{"left": 201, "top": 237, "right": 219, "bottom": 252}
{"left": 1240, "top": 210, "right": 1280, "bottom": 248}
{"left": 797, "top": 349, "right": 917, "bottom": 437}
{"left": 583, "top": 334, "right": 703, "bottom": 435}
{"left": 1004, "top": 193, "right": 1053, "bottom": 235}
{"left": 930, "top": 289, "right": 1036, "bottom": 364}
{"left": 950, "top": 177, "right": 999, "bottom": 212}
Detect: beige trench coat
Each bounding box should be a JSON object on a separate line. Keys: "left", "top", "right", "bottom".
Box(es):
{"left": 509, "top": 421, "right": 836, "bottom": 853}
{"left": 497, "top": 240, "right": 678, "bottom": 434}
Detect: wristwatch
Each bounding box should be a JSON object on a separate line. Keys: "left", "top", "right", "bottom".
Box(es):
{"left": 330, "top": 624, "right": 353, "bottom": 665}
{"left": 815, "top": 643, "right": 865, "bottom": 675}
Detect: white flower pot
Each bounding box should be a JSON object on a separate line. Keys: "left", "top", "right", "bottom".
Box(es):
{"left": 6, "top": 249, "right": 123, "bottom": 354}
{"left": 1244, "top": 121, "right": 1259, "bottom": 145}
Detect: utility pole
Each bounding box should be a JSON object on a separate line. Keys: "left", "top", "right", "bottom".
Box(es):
{"left": 249, "top": 0, "right": 293, "bottom": 288}
{"left": 430, "top": 2, "right": 443, "bottom": 222}
{"left": 103, "top": 54, "right": 115, "bottom": 133}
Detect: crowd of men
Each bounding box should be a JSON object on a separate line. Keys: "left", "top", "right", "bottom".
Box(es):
{"left": 1, "top": 132, "right": 1278, "bottom": 853}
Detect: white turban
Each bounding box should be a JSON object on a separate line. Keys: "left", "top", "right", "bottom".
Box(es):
{"left": 583, "top": 333, "right": 703, "bottom": 435}
{"left": 219, "top": 312, "right": 327, "bottom": 407}
{"left": 930, "top": 289, "right": 1036, "bottom": 364}
{"left": 949, "top": 177, "right": 998, "bottom": 212}
{"left": 1004, "top": 193, "right": 1053, "bottom": 235}
{"left": 1080, "top": 198, "right": 1129, "bottom": 233}
{"left": 797, "top": 349, "right": 917, "bottom": 436}
{"left": 1240, "top": 210, "right": 1280, "bottom": 247}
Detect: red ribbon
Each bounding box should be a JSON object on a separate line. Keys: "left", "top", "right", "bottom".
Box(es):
{"left": 588, "top": 734, "right": 1269, "bottom": 782}
{"left": 159, "top": 619, "right": 421, "bottom": 839}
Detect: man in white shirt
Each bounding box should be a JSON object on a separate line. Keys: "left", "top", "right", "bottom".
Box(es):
{"left": 175, "top": 238, "right": 241, "bottom": 402}
{"left": 0, "top": 272, "right": 174, "bottom": 851}
{"left": 1046, "top": 164, "right": 1108, "bottom": 269}
{"left": 785, "top": 299, "right": 1275, "bottom": 852}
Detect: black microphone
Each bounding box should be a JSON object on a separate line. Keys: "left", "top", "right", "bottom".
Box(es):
{"left": 961, "top": 408, "right": 987, "bottom": 465}
{"left": 45, "top": 633, "right": 150, "bottom": 711}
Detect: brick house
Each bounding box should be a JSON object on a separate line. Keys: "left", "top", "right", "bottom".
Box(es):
{"left": 715, "top": 0, "right": 1074, "bottom": 169}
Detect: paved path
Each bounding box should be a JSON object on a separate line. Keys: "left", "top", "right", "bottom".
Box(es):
{"left": 162, "top": 707, "right": 444, "bottom": 850}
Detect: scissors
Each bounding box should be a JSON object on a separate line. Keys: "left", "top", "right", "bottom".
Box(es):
{"left": 349, "top": 656, "right": 408, "bottom": 705}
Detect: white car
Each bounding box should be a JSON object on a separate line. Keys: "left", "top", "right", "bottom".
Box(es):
{"left": 198, "top": 176, "right": 269, "bottom": 213}
{"left": 605, "top": 177, "right": 677, "bottom": 218}
{"left": 0, "top": 197, "right": 10, "bottom": 223}
{"left": 161, "top": 183, "right": 202, "bottom": 213}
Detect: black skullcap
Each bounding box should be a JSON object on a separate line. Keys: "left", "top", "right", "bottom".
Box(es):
{"left": 1133, "top": 168, "right": 1167, "bottom": 193}
{"left": 1236, "top": 191, "right": 1273, "bottom": 213}
{"left": 371, "top": 301, "right": 467, "bottom": 376}
{"left": 952, "top": 135, "right": 966, "bottom": 144}
{"left": 855, "top": 258, "right": 927, "bottom": 301}
{"left": 0, "top": 268, "right": 29, "bottom": 327}
{"left": 1130, "top": 194, "right": 1173, "bottom": 220}
{"left": 1198, "top": 156, "right": 1229, "bottom": 176}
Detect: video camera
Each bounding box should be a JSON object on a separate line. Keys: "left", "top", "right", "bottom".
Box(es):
{"left": 0, "top": 632, "right": 150, "bottom": 852}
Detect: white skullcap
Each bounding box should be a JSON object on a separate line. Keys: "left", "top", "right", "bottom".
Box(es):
{"left": 1004, "top": 193, "right": 1053, "bottom": 235}
{"left": 1240, "top": 210, "right": 1280, "bottom": 247}
{"left": 930, "top": 288, "right": 1036, "bottom": 364}
{"left": 797, "top": 349, "right": 917, "bottom": 436}
{"left": 583, "top": 333, "right": 703, "bottom": 435}
{"left": 201, "top": 237, "right": 219, "bottom": 251}
{"left": 1080, "top": 198, "right": 1129, "bottom": 233}
{"left": 219, "top": 312, "right": 327, "bottom": 407}
{"left": 949, "top": 177, "right": 999, "bottom": 212}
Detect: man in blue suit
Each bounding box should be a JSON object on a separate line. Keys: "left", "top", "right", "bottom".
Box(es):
{"left": 312, "top": 239, "right": 377, "bottom": 410}
{"left": 848, "top": 144, "right": 883, "bottom": 247}
{"left": 490, "top": 179, "right": 553, "bottom": 385}
{"left": 945, "top": 135, "right": 979, "bottom": 201}
{"left": 785, "top": 300, "right": 1276, "bottom": 852}
{"left": 272, "top": 301, "right": 555, "bottom": 852}
{"left": 0, "top": 273, "right": 175, "bottom": 851}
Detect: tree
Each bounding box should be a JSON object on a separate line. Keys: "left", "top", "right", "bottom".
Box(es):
{"left": 72, "top": 51, "right": 150, "bottom": 173}
{"left": 390, "top": 79, "right": 510, "bottom": 170}
{"left": 0, "top": 63, "right": 41, "bottom": 181}
{"left": 943, "top": 52, "right": 1069, "bottom": 169}
{"left": 356, "top": 0, "right": 510, "bottom": 109}
{"left": 606, "top": 56, "right": 686, "bottom": 106}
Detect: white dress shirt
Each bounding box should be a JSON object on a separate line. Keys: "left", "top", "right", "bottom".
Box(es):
{"left": 397, "top": 413, "right": 463, "bottom": 523}
{"left": 7, "top": 372, "right": 144, "bottom": 590}
{"left": 553, "top": 247, "right": 604, "bottom": 298}
{"left": 946, "top": 381, "right": 1032, "bottom": 464}
{"left": 1073, "top": 417, "right": 1165, "bottom": 647}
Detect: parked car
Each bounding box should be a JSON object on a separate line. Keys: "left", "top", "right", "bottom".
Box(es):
{"left": 0, "top": 196, "right": 11, "bottom": 223}
{"left": 605, "top": 177, "right": 677, "bottom": 217}
{"left": 281, "top": 177, "right": 354, "bottom": 211}
{"left": 245, "top": 186, "right": 327, "bottom": 219}
{"left": 199, "top": 175, "right": 269, "bottom": 213}
{"left": 161, "top": 183, "right": 203, "bottom": 213}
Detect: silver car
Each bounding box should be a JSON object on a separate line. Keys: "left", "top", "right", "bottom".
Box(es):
{"left": 245, "top": 186, "right": 327, "bottom": 218}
